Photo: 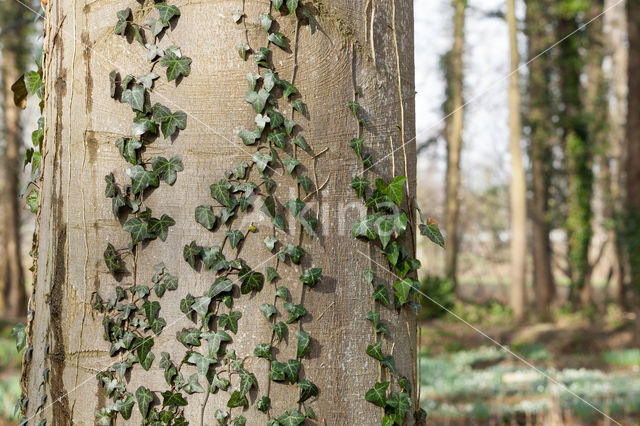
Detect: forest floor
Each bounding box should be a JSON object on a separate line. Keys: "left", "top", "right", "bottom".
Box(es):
{"left": 419, "top": 302, "right": 640, "bottom": 425}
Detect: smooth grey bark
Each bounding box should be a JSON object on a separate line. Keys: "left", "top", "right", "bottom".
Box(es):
{"left": 22, "top": 0, "right": 417, "bottom": 424}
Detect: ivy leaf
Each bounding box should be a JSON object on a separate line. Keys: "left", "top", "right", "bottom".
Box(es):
{"left": 363, "top": 269, "right": 375, "bottom": 284}
{"left": 115, "top": 137, "right": 141, "bottom": 165}
{"left": 152, "top": 104, "right": 187, "bottom": 139}
{"left": 114, "top": 392, "right": 135, "bottom": 419}
{"left": 283, "top": 359, "right": 301, "bottom": 384}
{"left": 238, "top": 127, "right": 262, "bottom": 146}
{"left": 155, "top": 2, "right": 181, "bottom": 25}
{"left": 247, "top": 72, "right": 260, "bottom": 90}
{"left": 383, "top": 175, "right": 406, "bottom": 206}
{"left": 131, "top": 116, "right": 157, "bottom": 136}
{"left": 202, "top": 330, "right": 232, "bottom": 357}
{"left": 259, "top": 13, "right": 273, "bottom": 31}
{"left": 104, "top": 243, "right": 123, "bottom": 275}
{"left": 298, "top": 380, "right": 318, "bottom": 403}
{"left": 257, "top": 396, "right": 271, "bottom": 413}
{"left": 264, "top": 236, "right": 277, "bottom": 252}
{"left": 267, "top": 267, "right": 280, "bottom": 282}
{"left": 268, "top": 32, "right": 287, "bottom": 49}
{"left": 159, "top": 51, "right": 192, "bottom": 81}
{"left": 393, "top": 278, "right": 418, "bottom": 305}
{"left": 210, "top": 374, "right": 230, "bottom": 393}
{"left": 286, "top": 0, "right": 299, "bottom": 15}
{"left": 373, "top": 285, "right": 391, "bottom": 307}
{"left": 219, "top": 312, "right": 242, "bottom": 334}
{"left": 11, "top": 323, "right": 26, "bottom": 352}
{"left": 254, "top": 47, "right": 270, "bottom": 67}
{"left": 183, "top": 240, "right": 202, "bottom": 269}
{"left": 284, "top": 119, "right": 296, "bottom": 135}
{"left": 239, "top": 369, "right": 258, "bottom": 395}
{"left": 121, "top": 84, "right": 145, "bottom": 112}
{"left": 191, "top": 296, "right": 211, "bottom": 318}
{"left": 255, "top": 113, "right": 271, "bottom": 130}
{"left": 148, "top": 214, "right": 175, "bottom": 241}
{"left": 266, "top": 108, "right": 284, "bottom": 128}
{"left": 268, "top": 130, "right": 287, "bottom": 149}
{"left": 293, "top": 135, "right": 308, "bottom": 150}
{"left": 114, "top": 8, "right": 131, "bottom": 35}
{"left": 177, "top": 328, "right": 202, "bottom": 347}
{"left": 135, "top": 386, "right": 153, "bottom": 419}
{"left": 302, "top": 9, "right": 317, "bottom": 34}
{"left": 280, "top": 80, "right": 298, "bottom": 99}
{"left": 365, "top": 382, "right": 389, "bottom": 407}
{"left": 259, "top": 303, "right": 277, "bottom": 320}
{"left": 366, "top": 341, "right": 384, "bottom": 361}
{"left": 137, "top": 72, "right": 160, "bottom": 89}
{"left": 296, "top": 330, "right": 310, "bottom": 358}
{"left": 236, "top": 43, "right": 250, "bottom": 60}
{"left": 419, "top": 221, "right": 446, "bottom": 249}
{"left": 232, "top": 9, "right": 243, "bottom": 22}
{"left": 352, "top": 216, "right": 377, "bottom": 240}
{"left": 239, "top": 266, "right": 264, "bottom": 294}
{"left": 271, "top": 0, "right": 283, "bottom": 10}
{"left": 137, "top": 339, "right": 155, "bottom": 371}
{"left": 210, "top": 180, "right": 233, "bottom": 208}
{"left": 245, "top": 88, "right": 270, "bottom": 113}
{"left": 278, "top": 409, "right": 305, "bottom": 426}
{"left": 183, "top": 373, "right": 205, "bottom": 394}
{"left": 283, "top": 158, "right": 300, "bottom": 175}
{"left": 285, "top": 198, "right": 305, "bottom": 218}
{"left": 377, "top": 218, "right": 394, "bottom": 249}
{"left": 272, "top": 321, "right": 287, "bottom": 341}
{"left": 254, "top": 343, "right": 272, "bottom": 361}
{"left": 123, "top": 218, "right": 152, "bottom": 245}
{"left": 297, "top": 176, "right": 313, "bottom": 194}
{"left": 207, "top": 278, "right": 233, "bottom": 298}
{"left": 253, "top": 151, "right": 273, "bottom": 173}
{"left": 284, "top": 302, "right": 307, "bottom": 323}
{"left": 381, "top": 355, "right": 397, "bottom": 376}
{"left": 126, "top": 165, "right": 159, "bottom": 195}
{"left": 291, "top": 99, "right": 304, "bottom": 114}
{"left": 193, "top": 205, "right": 216, "bottom": 230}
{"left": 350, "top": 176, "right": 369, "bottom": 198}
{"left": 226, "top": 230, "right": 245, "bottom": 249}
{"left": 227, "top": 391, "right": 248, "bottom": 408}
{"left": 161, "top": 390, "right": 188, "bottom": 407}
{"left": 275, "top": 286, "right": 287, "bottom": 300}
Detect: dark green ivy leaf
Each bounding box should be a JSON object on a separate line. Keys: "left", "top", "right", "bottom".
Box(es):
{"left": 115, "top": 137, "right": 141, "bottom": 165}
{"left": 298, "top": 380, "right": 318, "bottom": 403}
{"left": 210, "top": 179, "right": 233, "bottom": 208}
{"left": 227, "top": 391, "right": 248, "bottom": 408}
{"left": 183, "top": 240, "right": 202, "bottom": 269}
{"left": 161, "top": 390, "right": 188, "bottom": 407}
{"left": 296, "top": 330, "right": 310, "bottom": 358}
{"left": 272, "top": 321, "right": 287, "bottom": 341}
{"left": 267, "top": 267, "right": 280, "bottom": 282}
{"left": 300, "top": 268, "right": 322, "bottom": 287}
{"left": 283, "top": 158, "right": 300, "bottom": 175}
{"left": 349, "top": 137, "right": 364, "bottom": 157}
{"left": 254, "top": 47, "right": 271, "bottom": 67}
{"left": 195, "top": 205, "right": 217, "bottom": 230}
{"left": 419, "top": 222, "right": 446, "bottom": 249}
{"left": 254, "top": 343, "right": 272, "bottom": 361}
{"left": 291, "top": 99, "right": 304, "bottom": 114}
{"left": 350, "top": 176, "right": 369, "bottom": 198}
{"left": 271, "top": 0, "right": 283, "bottom": 10}
{"left": 293, "top": 135, "right": 308, "bottom": 150}
{"left": 154, "top": 2, "right": 180, "bottom": 24}
{"left": 366, "top": 341, "right": 384, "bottom": 361}
{"left": 127, "top": 165, "right": 159, "bottom": 195}
{"left": 177, "top": 328, "right": 202, "bottom": 347}
{"left": 239, "top": 266, "right": 264, "bottom": 294}
{"left": 226, "top": 230, "right": 244, "bottom": 249}
{"left": 219, "top": 312, "right": 242, "bottom": 334}
{"left": 121, "top": 84, "right": 145, "bottom": 112}
{"left": 285, "top": 198, "right": 305, "bottom": 218}
{"left": 159, "top": 51, "right": 192, "bottom": 81}
{"left": 381, "top": 355, "right": 397, "bottom": 376}
{"left": 365, "top": 382, "right": 389, "bottom": 407}
{"left": 256, "top": 396, "right": 271, "bottom": 413}
{"left": 104, "top": 243, "right": 123, "bottom": 275}
{"left": 284, "top": 302, "right": 307, "bottom": 323}
{"left": 152, "top": 104, "right": 187, "bottom": 139}
{"left": 277, "top": 409, "right": 305, "bottom": 426}
{"left": 373, "top": 285, "right": 391, "bottom": 307}
{"left": 268, "top": 32, "right": 287, "bottom": 49}
{"left": 297, "top": 176, "right": 313, "bottom": 194}
{"left": 148, "top": 214, "right": 175, "bottom": 241}
{"left": 135, "top": 386, "right": 153, "bottom": 419}
{"left": 122, "top": 217, "right": 152, "bottom": 244}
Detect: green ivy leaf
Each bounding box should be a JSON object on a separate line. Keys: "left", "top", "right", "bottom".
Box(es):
{"left": 135, "top": 386, "right": 153, "bottom": 419}
{"left": 378, "top": 218, "right": 394, "bottom": 249}
{"left": 239, "top": 266, "right": 264, "bottom": 294}
{"left": 350, "top": 176, "right": 369, "bottom": 198}
{"left": 300, "top": 268, "right": 322, "bottom": 287}
{"left": 373, "top": 285, "right": 391, "bottom": 307}
{"left": 227, "top": 391, "right": 248, "bottom": 408}
{"left": 383, "top": 175, "right": 406, "bottom": 205}
{"left": 148, "top": 214, "right": 175, "bottom": 241}
{"left": 283, "top": 359, "right": 301, "bottom": 384}
{"left": 253, "top": 151, "right": 273, "bottom": 173}
{"left": 260, "top": 303, "right": 277, "bottom": 320}
{"left": 277, "top": 409, "right": 305, "bottom": 426}
{"left": 272, "top": 321, "right": 287, "bottom": 342}
{"left": 267, "top": 267, "right": 280, "bottom": 282}
{"left": 363, "top": 269, "right": 375, "bottom": 284}
{"left": 210, "top": 179, "right": 233, "bottom": 208}
{"left": 226, "top": 230, "right": 244, "bottom": 249}
{"left": 280, "top": 80, "right": 298, "bottom": 99}
{"left": 268, "top": 32, "right": 287, "bottom": 49}
{"left": 271, "top": 0, "right": 283, "bottom": 10}
{"left": 154, "top": 2, "right": 180, "bottom": 24}
{"left": 219, "top": 312, "right": 242, "bottom": 334}
{"left": 393, "top": 278, "right": 418, "bottom": 305}
{"left": 210, "top": 374, "right": 230, "bottom": 393}
{"left": 137, "top": 339, "right": 155, "bottom": 371}
{"left": 264, "top": 236, "right": 278, "bottom": 252}
{"left": 11, "top": 323, "right": 26, "bottom": 352}
{"left": 195, "top": 205, "right": 217, "bottom": 230}
{"left": 256, "top": 396, "right": 271, "bottom": 413}
{"left": 352, "top": 216, "right": 377, "bottom": 240}
{"left": 284, "top": 118, "right": 296, "bottom": 135}
{"left": 161, "top": 390, "right": 188, "bottom": 407}
{"left": 104, "top": 243, "right": 123, "bottom": 275}
{"left": 286, "top": 0, "right": 299, "bottom": 14}
{"left": 114, "top": 8, "right": 131, "bottom": 35}
{"left": 283, "top": 158, "right": 300, "bottom": 175}
{"left": 126, "top": 165, "right": 159, "bottom": 195}
{"left": 284, "top": 302, "right": 307, "bottom": 323}
{"left": 254, "top": 343, "right": 273, "bottom": 361}
{"left": 268, "top": 130, "right": 286, "bottom": 149}
{"left": 131, "top": 116, "right": 157, "bottom": 136}
{"left": 298, "top": 380, "right": 318, "bottom": 403}
{"left": 159, "top": 51, "right": 192, "bottom": 81}
{"left": 285, "top": 198, "right": 305, "bottom": 218}
{"left": 115, "top": 137, "right": 141, "bottom": 165}
{"left": 254, "top": 47, "right": 271, "bottom": 67}
{"left": 366, "top": 341, "right": 384, "bottom": 361}
{"left": 365, "top": 382, "right": 389, "bottom": 407}
{"left": 191, "top": 296, "right": 211, "bottom": 318}
{"left": 236, "top": 43, "right": 250, "bottom": 60}
{"left": 296, "top": 330, "right": 310, "bottom": 358}
{"left": 237, "top": 127, "right": 262, "bottom": 147}
{"left": 266, "top": 108, "right": 284, "bottom": 128}
{"left": 114, "top": 392, "right": 135, "bottom": 419}
{"left": 419, "top": 222, "right": 446, "bottom": 249}
{"left": 381, "top": 355, "right": 397, "bottom": 376}
{"left": 207, "top": 278, "right": 233, "bottom": 298}
{"left": 122, "top": 217, "right": 152, "bottom": 244}
{"left": 293, "top": 135, "right": 308, "bottom": 150}
{"left": 121, "top": 84, "right": 145, "bottom": 112}
{"left": 291, "top": 99, "right": 304, "bottom": 114}
{"left": 349, "top": 137, "right": 364, "bottom": 157}
{"left": 177, "top": 328, "right": 202, "bottom": 347}
{"left": 152, "top": 104, "right": 187, "bottom": 139}
{"left": 297, "top": 176, "right": 313, "bottom": 194}
{"left": 183, "top": 240, "right": 202, "bottom": 269}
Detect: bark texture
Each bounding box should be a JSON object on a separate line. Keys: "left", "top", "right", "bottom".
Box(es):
{"left": 507, "top": 0, "right": 527, "bottom": 322}
{"left": 525, "top": 0, "right": 556, "bottom": 315}
{"left": 444, "top": 0, "right": 466, "bottom": 287}
{"left": 23, "top": 0, "right": 417, "bottom": 424}
{"left": 0, "top": 3, "right": 28, "bottom": 320}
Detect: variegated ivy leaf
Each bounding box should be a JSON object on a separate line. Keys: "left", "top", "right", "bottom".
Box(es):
{"left": 300, "top": 268, "right": 322, "bottom": 287}
{"left": 159, "top": 51, "right": 192, "bottom": 81}
{"left": 226, "top": 230, "right": 244, "bottom": 249}
{"left": 232, "top": 9, "right": 243, "bottom": 22}
{"left": 146, "top": 18, "right": 167, "bottom": 38}
{"left": 277, "top": 409, "right": 305, "bottom": 426}
{"left": 145, "top": 43, "right": 164, "bottom": 61}
{"left": 254, "top": 343, "right": 272, "bottom": 361}
{"left": 136, "top": 72, "right": 159, "bottom": 89}
{"left": 195, "top": 205, "right": 217, "bottom": 230}
{"left": 131, "top": 116, "right": 157, "bottom": 137}
{"left": 151, "top": 155, "right": 184, "bottom": 185}
{"left": 293, "top": 135, "right": 308, "bottom": 150}
{"left": 254, "top": 47, "right": 270, "bottom": 67}
{"left": 202, "top": 330, "right": 232, "bottom": 357}
{"left": 285, "top": 198, "right": 305, "bottom": 218}
{"left": 227, "top": 391, "right": 248, "bottom": 408}
{"left": 154, "top": 2, "right": 180, "bottom": 25}
{"left": 114, "top": 137, "right": 141, "bottom": 165}
{"left": 291, "top": 99, "right": 304, "bottom": 114}
{"left": 284, "top": 302, "right": 306, "bottom": 323}
{"left": 255, "top": 113, "right": 270, "bottom": 130}
{"left": 282, "top": 158, "right": 300, "bottom": 175}
{"left": 245, "top": 88, "right": 270, "bottom": 113}
{"left": 271, "top": 0, "right": 283, "bottom": 10}
{"left": 236, "top": 44, "right": 250, "bottom": 60}
{"left": 114, "top": 8, "right": 131, "bottom": 35}
{"left": 135, "top": 386, "right": 153, "bottom": 419}
{"left": 259, "top": 303, "right": 277, "bottom": 320}
{"left": 253, "top": 152, "right": 272, "bottom": 173}
{"left": 247, "top": 72, "right": 261, "bottom": 90}
{"left": 267, "top": 268, "right": 280, "bottom": 282}
{"left": 238, "top": 127, "right": 262, "bottom": 145}
{"left": 259, "top": 13, "right": 273, "bottom": 31}
{"left": 268, "top": 32, "right": 287, "bottom": 49}
{"left": 219, "top": 311, "right": 242, "bottom": 334}
{"left": 264, "top": 236, "right": 277, "bottom": 252}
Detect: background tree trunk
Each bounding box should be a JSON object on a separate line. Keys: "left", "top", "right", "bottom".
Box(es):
{"left": 22, "top": 0, "right": 417, "bottom": 423}
{"left": 507, "top": 0, "right": 527, "bottom": 322}
{"left": 525, "top": 0, "right": 556, "bottom": 316}
{"left": 444, "top": 0, "right": 466, "bottom": 288}
{"left": 0, "top": 3, "right": 29, "bottom": 320}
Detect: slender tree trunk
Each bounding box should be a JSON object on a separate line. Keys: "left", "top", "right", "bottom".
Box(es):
{"left": 507, "top": 0, "right": 527, "bottom": 322}
{"left": 626, "top": 0, "right": 640, "bottom": 293}
{"left": 22, "top": 0, "right": 418, "bottom": 423}
{"left": 0, "top": 6, "right": 28, "bottom": 319}
{"left": 525, "top": 0, "right": 556, "bottom": 316}
{"left": 444, "top": 0, "right": 466, "bottom": 287}
{"left": 604, "top": 0, "right": 628, "bottom": 309}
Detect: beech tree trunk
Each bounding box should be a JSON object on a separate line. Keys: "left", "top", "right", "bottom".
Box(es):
{"left": 507, "top": 0, "right": 527, "bottom": 322}
{"left": 525, "top": 0, "right": 556, "bottom": 316}
{"left": 22, "top": 0, "right": 417, "bottom": 424}
{"left": 0, "top": 3, "right": 28, "bottom": 320}
{"left": 444, "top": 0, "right": 466, "bottom": 287}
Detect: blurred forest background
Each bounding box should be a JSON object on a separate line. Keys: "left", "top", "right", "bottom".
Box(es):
{"left": 1, "top": 0, "right": 640, "bottom": 424}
